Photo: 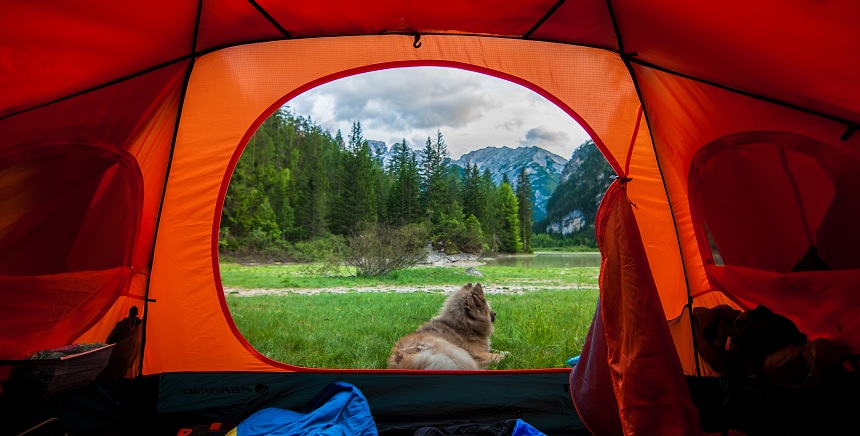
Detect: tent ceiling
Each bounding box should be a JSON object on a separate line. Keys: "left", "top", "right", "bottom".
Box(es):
{"left": 2, "top": 1, "right": 858, "bottom": 127}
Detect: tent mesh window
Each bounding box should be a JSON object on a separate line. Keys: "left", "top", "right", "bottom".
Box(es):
{"left": 0, "top": 145, "right": 143, "bottom": 400}
{"left": 690, "top": 131, "right": 860, "bottom": 274}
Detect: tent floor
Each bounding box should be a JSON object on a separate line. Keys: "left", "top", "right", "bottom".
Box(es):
{"left": 1, "top": 372, "right": 590, "bottom": 436}
{"left": 687, "top": 375, "right": 860, "bottom": 435}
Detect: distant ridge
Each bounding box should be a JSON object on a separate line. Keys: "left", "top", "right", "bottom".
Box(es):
{"left": 452, "top": 146, "right": 567, "bottom": 222}
{"left": 367, "top": 141, "right": 572, "bottom": 223}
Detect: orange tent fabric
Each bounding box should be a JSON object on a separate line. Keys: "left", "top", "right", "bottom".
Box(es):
{"left": 2, "top": 1, "right": 860, "bottom": 434}
{"left": 146, "top": 36, "right": 662, "bottom": 373}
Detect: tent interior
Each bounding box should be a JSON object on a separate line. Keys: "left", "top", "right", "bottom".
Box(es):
{"left": 1, "top": 1, "right": 859, "bottom": 435}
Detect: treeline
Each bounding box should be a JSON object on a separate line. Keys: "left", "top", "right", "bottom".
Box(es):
{"left": 219, "top": 108, "right": 536, "bottom": 260}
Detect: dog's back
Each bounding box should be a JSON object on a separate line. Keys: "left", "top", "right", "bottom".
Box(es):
{"left": 387, "top": 332, "right": 480, "bottom": 370}
{"left": 388, "top": 283, "right": 506, "bottom": 370}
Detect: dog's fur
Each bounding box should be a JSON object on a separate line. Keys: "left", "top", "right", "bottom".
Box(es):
{"left": 388, "top": 283, "right": 507, "bottom": 370}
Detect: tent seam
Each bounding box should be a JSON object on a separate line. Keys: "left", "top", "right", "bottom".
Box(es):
{"left": 4, "top": 32, "right": 855, "bottom": 130}
{"left": 137, "top": 0, "right": 204, "bottom": 378}
{"left": 628, "top": 57, "right": 859, "bottom": 134}
{"left": 247, "top": 0, "right": 292, "bottom": 38}
{"left": 523, "top": 0, "right": 567, "bottom": 39}
{"left": 604, "top": 0, "right": 701, "bottom": 376}
{"left": 777, "top": 147, "right": 815, "bottom": 247}
{"left": 0, "top": 34, "right": 617, "bottom": 122}
{"left": 622, "top": 107, "right": 642, "bottom": 176}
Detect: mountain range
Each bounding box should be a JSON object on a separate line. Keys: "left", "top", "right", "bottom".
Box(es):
{"left": 452, "top": 146, "right": 567, "bottom": 222}
{"left": 369, "top": 141, "right": 568, "bottom": 222}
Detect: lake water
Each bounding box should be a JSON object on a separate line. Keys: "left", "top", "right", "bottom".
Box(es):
{"left": 480, "top": 251, "right": 601, "bottom": 268}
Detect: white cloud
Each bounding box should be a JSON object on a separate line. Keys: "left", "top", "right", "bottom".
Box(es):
{"left": 286, "top": 66, "right": 590, "bottom": 159}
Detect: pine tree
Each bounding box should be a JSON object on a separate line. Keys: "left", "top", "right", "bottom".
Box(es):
{"left": 330, "top": 129, "right": 345, "bottom": 198}
{"left": 479, "top": 169, "right": 499, "bottom": 249}
{"left": 420, "top": 133, "right": 446, "bottom": 214}
{"left": 329, "top": 121, "right": 377, "bottom": 235}
{"left": 420, "top": 131, "right": 450, "bottom": 219}
{"left": 460, "top": 163, "right": 483, "bottom": 219}
{"left": 222, "top": 113, "right": 290, "bottom": 243}
{"left": 497, "top": 181, "right": 522, "bottom": 253}
{"left": 516, "top": 167, "right": 534, "bottom": 253}
{"left": 386, "top": 139, "right": 422, "bottom": 226}
{"left": 294, "top": 134, "right": 331, "bottom": 239}
{"left": 403, "top": 147, "right": 423, "bottom": 223}
{"left": 420, "top": 130, "right": 464, "bottom": 248}
{"left": 221, "top": 107, "right": 345, "bottom": 251}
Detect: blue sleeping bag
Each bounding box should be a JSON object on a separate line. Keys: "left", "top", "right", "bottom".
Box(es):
{"left": 234, "top": 381, "right": 378, "bottom": 435}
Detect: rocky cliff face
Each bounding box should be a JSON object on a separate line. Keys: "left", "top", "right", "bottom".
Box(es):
{"left": 366, "top": 140, "right": 388, "bottom": 162}
{"left": 537, "top": 140, "right": 615, "bottom": 236}
{"left": 545, "top": 209, "right": 587, "bottom": 234}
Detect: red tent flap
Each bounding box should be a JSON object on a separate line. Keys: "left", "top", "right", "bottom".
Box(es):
{"left": 572, "top": 180, "right": 701, "bottom": 434}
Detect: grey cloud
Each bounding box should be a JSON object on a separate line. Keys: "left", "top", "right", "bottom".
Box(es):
{"left": 311, "top": 69, "right": 496, "bottom": 132}
{"left": 497, "top": 118, "right": 524, "bottom": 131}
{"left": 521, "top": 127, "right": 570, "bottom": 146}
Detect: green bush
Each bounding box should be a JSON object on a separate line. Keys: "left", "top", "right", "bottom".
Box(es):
{"left": 288, "top": 234, "right": 347, "bottom": 263}
{"left": 343, "top": 223, "right": 429, "bottom": 277}
{"left": 531, "top": 232, "right": 597, "bottom": 251}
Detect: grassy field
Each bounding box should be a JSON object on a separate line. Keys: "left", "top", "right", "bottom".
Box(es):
{"left": 222, "top": 261, "right": 600, "bottom": 369}
{"left": 220, "top": 262, "right": 600, "bottom": 290}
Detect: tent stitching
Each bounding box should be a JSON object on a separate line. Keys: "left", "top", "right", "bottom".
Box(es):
{"left": 622, "top": 106, "right": 643, "bottom": 177}
{"left": 840, "top": 125, "right": 856, "bottom": 141}
{"left": 603, "top": 0, "right": 624, "bottom": 55}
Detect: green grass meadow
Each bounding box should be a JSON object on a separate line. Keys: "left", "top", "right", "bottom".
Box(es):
{"left": 220, "top": 262, "right": 600, "bottom": 290}
{"left": 222, "top": 262, "right": 600, "bottom": 369}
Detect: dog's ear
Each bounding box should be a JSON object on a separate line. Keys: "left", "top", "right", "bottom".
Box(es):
{"left": 468, "top": 286, "right": 486, "bottom": 310}
{"left": 472, "top": 283, "right": 484, "bottom": 296}
{"left": 464, "top": 292, "right": 478, "bottom": 310}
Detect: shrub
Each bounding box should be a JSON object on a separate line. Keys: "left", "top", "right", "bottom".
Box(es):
{"left": 288, "top": 234, "right": 347, "bottom": 263}
{"left": 342, "top": 223, "right": 428, "bottom": 277}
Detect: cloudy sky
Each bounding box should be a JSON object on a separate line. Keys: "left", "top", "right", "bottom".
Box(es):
{"left": 285, "top": 67, "right": 591, "bottom": 160}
